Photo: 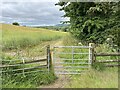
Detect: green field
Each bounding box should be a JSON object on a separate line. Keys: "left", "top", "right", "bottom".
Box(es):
{"left": 65, "top": 68, "right": 118, "bottom": 88}
{"left": 1, "top": 24, "right": 118, "bottom": 88}
{"left": 1, "top": 24, "right": 66, "bottom": 88}
{"left": 62, "top": 35, "right": 118, "bottom": 88}
{"left": 2, "top": 24, "right": 66, "bottom": 50}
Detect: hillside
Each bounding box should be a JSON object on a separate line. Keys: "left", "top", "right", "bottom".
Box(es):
{"left": 1, "top": 23, "right": 67, "bottom": 32}
{"left": 1, "top": 24, "right": 67, "bottom": 50}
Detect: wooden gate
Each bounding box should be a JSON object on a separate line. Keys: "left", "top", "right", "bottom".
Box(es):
{"left": 53, "top": 45, "right": 93, "bottom": 74}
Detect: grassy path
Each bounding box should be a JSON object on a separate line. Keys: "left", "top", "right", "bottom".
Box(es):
{"left": 40, "top": 38, "right": 118, "bottom": 88}
{"left": 41, "top": 75, "right": 71, "bottom": 88}
{"left": 41, "top": 39, "right": 72, "bottom": 88}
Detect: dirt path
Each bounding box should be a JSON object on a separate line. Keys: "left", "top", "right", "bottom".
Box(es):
{"left": 4, "top": 39, "right": 63, "bottom": 59}
{"left": 42, "top": 75, "right": 71, "bottom": 88}
{"left": 41, "top": 39, "right": 71, "bottom": 88}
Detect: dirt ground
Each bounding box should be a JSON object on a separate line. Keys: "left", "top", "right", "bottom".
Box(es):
{"left": 41, "top": 75, "right": 72, "bottom": 88}
{"left": 41, "top": 40, "right": 72, "bottom": 88}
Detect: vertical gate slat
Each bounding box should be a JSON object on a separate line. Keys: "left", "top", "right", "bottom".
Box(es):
{"left": 53, "top": 45, "right": 93, "bottom": 75}
{"left": 72, "top": 46, "right": 74, "bottom": 63}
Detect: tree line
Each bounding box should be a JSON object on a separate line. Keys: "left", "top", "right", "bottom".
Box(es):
{"left": 56, "top": 1, "right": 120, "bottom": 49}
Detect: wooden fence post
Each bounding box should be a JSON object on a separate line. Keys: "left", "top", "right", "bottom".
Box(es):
{"left": 89, "top": 43, "right": 96, "bottom": 65}
{"left": 47, "top": 45, "right": 53, "bottom": 72}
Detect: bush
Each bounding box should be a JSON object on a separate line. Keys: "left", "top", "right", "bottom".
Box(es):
{"left": 12, "top": 22, "right": 20, "bottom": 26}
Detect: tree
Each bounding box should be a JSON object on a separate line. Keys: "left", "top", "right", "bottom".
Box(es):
{"left": 56, "top": 2, "right": 120, "bottom": 46}
{"left": 12, "top": 22, "right": 20, "bottom": 26}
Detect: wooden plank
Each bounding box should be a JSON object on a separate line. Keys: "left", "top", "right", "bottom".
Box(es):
{"left": 20, "top": 59, "right": 47, "bottom": 64}
{"left": 98, "top": 60, "right": 120, "bottom": 63}
{"left": 2, "top": 65, "right": 48, "bottom": 72}
{"left": 96, "top": 53, "right": 120, "bottom": 56}
{"left": 2, "top": 69, "right": 46, "bottom": 73}
{"left": 16, "top": 65, "right": 47, "bottom": 71}
{"left": 1, "top": 59, "right": 47, "bottom": 68}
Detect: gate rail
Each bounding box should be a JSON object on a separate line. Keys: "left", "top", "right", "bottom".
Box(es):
{"left": 53, "top": 45, "right": 93, "bottom": 74}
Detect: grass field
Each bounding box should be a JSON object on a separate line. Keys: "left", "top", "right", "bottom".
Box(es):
{"left": 1, "top": 24, "right": 66, "bottom": 88}
{"left": 1, "top": 24, "right": 118, "bottom": 88}
{"left": 1, "top": 24, "right": 66, "bottom": 50}
{"left": 65, "top": 68, "right": 118, "bottom": 88}
{"left": 62, "top": 35, "right": 118, "bottom": 88}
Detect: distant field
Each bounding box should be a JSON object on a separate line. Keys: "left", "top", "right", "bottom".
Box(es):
{"left": 1, "top": 24, "right": 66, "bottom": 50}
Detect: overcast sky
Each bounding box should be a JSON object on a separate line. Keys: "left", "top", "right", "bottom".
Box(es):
{"left": 1, "top": 0, "right": 69, "bottom": 26}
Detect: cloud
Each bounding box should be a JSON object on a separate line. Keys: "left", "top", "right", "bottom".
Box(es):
{"left": 1, "top": 1, "right": 69, "bottom": 26}
{"left": 2, "top": 0, "right": 59, "bottom": 3}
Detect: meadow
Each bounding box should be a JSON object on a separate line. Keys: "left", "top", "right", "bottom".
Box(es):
{"left": 1, "top": 24, "right": 66, "bottom": 88}
{"left": 65, "top": 68, "right": 118, "bottom": 88}
{"left": 61, "top": 35, "right": 118, "bottom": 88}
{"left": 1, "top": 24, "right": 118, "bottom": 88}
{"left": 2, "top": 24, "right": 66, "bottom": 50}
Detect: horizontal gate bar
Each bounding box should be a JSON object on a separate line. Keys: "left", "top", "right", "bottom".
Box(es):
{"left": 55, "top": 70, "right": 88, "bottom": 72}
{"left": 54, "top": 52, "right": 91, "bottom": 55}
{"left": 54, "top": 66, "right": 89, "bottom": 68}
{"left": 54, "top": 46, "right": 92, "bottom": 48}
{"left": 55, "top": 71, "right": 88, "bottom": 74}
{"left": 55, "top": 72, "right": 82, "bottom": 74}
{"left": 55, "top": 71, "right": 88, "bottom": 73}
{"left": 55, "top": 72, "right": 85, "bottom": 74}
{"left": 54, "top": 62, "right": 90, "bottom": 64}
{"left": 53, "top": 58, "right": 89, "bottom": 61}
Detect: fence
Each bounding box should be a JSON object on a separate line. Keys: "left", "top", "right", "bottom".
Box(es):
{"left": 90, "top": 43, "right": 120, "bottom": 67}
{"left": 94, "top": 53, "right": 120, "bottom": 67}
{"left": 1, "top": 45, "right": 52, "bottom": 75}
{"left": 1, "top": 43, "right": 120, "bottom": 76}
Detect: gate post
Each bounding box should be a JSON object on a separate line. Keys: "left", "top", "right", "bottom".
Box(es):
{"left": 47, "top": 45, "right": 53, "bottom": 72}
{"left": 89, "top": 43, "right": 96, "bottom": 65}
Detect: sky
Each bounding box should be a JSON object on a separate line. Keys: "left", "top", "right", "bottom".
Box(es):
{"left": 0, "top": 0, "right": 69, "bottom": 26}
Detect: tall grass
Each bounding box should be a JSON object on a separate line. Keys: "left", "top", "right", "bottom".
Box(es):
{"left": 2, "top": 71, "right": 56, "bottom": 88}
{"left": 2, "top": 24, "right": 66, "bottom": 50}
{"left": 1, "top": 24, "right": 66, "bottom": 88}
{"left": 65, "top": 68, "right": 118, "bottom": 88}
{"left": 2, "top": 53, "right": 57, "bottom": 88}
{"left": 62, "top": 34, "right": 118, "bottom": 88}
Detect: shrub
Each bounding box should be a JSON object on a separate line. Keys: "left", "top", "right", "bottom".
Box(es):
{"left": 12, "top": 22, "right": 20, "bottom": 26}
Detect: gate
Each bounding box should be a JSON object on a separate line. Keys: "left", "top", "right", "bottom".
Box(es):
{"left": 53, "top": 45, "right": 93, "bottom": 74}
